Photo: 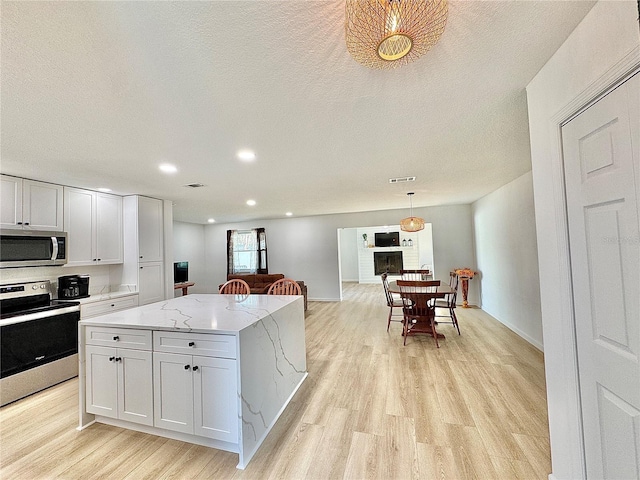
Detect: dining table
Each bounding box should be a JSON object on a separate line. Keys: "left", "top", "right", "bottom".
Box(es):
{"left": 387, "top": 280, "right": 455, "bottom": 343}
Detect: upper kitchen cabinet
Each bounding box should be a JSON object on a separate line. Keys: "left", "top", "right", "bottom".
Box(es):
{"left": 64, "top": 187, "right": 123, "bottom": 267}
{"left": 123, "top": 195, "right": 166, "bottom": 306}
{"left": 137, "top": 196, "right": 164, "bottom": 262}
{"left": 0, "top": 175, "right": 64, "bottom": 231}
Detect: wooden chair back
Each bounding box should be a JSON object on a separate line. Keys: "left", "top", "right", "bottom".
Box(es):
{"left": 400, "top": 269, "right": 432, "bottom": 281}
{"left": 219, "top": 279, "right": 251, "bottom": 295}
{"left": 267, "top": 278, "right": 302, "bottom": 296}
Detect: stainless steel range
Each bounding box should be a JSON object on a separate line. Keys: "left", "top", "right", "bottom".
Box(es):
{"left": 0, "top": 280, "right": 80, "bottom": 406}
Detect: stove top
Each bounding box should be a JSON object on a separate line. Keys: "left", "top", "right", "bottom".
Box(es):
{"left": 0, "top": 280, "right": 80, "bottom": 320}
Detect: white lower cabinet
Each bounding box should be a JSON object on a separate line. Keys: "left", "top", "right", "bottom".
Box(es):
{"left": 153, "top": 337, "right": 238, "bottom": 443}
{"left": 85, "top": 344, "right": 153, "bottom": 426}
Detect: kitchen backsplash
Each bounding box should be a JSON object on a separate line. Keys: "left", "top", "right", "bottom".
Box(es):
{"left": 0, "top": 264, "right": 134, "bottom": 298}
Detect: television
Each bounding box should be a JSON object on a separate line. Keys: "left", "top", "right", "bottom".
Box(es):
{"left": 173, "top": 261, "right": 189, "bottom": 284}
{"left": 374, "top": 232, "right": 400, "bottom": 247}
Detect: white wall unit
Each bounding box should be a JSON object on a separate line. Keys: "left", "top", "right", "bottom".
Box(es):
{"left": 85, "top": 327, "right": 153, "bottom": 427}
{"left": 123, "top": 195, "right": 165, "bottom": 306}
{"left": 0, "top": 175, "right": 63, "bottom": 231}
{"left": 64, "top": 187, "right": 123, "bottom": 267}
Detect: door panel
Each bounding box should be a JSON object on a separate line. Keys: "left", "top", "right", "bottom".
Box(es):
{"left": 153, "top": 352, "right": 193, "bottom": 434}
{"left": 562, "top": 73, "right": 640, "bottom": 478}
{"left": 85, "top": 345, "right": 117, "bottom": 418}
{"left": 118, "top": 349, "right": 153, "bottom": 426}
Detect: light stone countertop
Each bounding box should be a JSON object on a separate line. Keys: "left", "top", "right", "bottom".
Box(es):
{"left": 79, "top": 293, "right": 301, "bottom": 334}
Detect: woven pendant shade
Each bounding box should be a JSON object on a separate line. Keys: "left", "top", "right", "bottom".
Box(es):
{"left": 400, "top": 192, "right": 425, "bottom": 232}
{"left": 345, "top": 0, "right": 448, "bottom": 70}
{"left": 400, "top": 216, "right": 425, "bottom": 232}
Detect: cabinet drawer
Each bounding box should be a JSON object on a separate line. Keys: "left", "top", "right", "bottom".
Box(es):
{"left": 81, "top": 295, "right": 139, "bottom": 319}
{"left": 85, "top": 326, "right": 152, "bottom": 350}
{"left": 153, "top": 331, "right": 236, "bottom": 359}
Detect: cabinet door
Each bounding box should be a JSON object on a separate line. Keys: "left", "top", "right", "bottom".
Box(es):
{"left": 96, "top": 192, "right": 123, "bottom": 264}
{"left": 0, "top": 175, "right": 22, "bottom": 229}
{"left": 85, "top": 345, "right": 118, "bottom": 418}
{"left": 23, "top": 180, "right": 64, "bottom": 231}
{"left": 118, "top": 349, "right": 153, "bottom": 426}
{"left": 64, "top": 187, "right": 96, "bottom": 266}
{"left": 193, "top": 356, "right": 238, "bottom": 442}
{"left": 153, "top": 352, "right": 193, "bottom": 434}
{"left": 139, "top": 261, "right": 164, "bottom": 305}
{"left": 138, "top": 196, "right": 163, "bottom": 262}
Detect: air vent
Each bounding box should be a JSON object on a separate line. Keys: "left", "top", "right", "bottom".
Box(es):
{"left": 184, "top": 183, "right": 206, "bottom": 188}
{"left": 389, "top": 176, "right": 416, "bottom": 184}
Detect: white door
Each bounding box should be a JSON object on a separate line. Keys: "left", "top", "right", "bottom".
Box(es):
{"left": 96, "top": 192, "right": 123, "bottom": 264}
{"left": 139, "top": 261, "right": 164, "bottom": 305}
{"left": 22, "top": 180, "right": 64, "bottom": 231}
{"left": 64, "top": 187, "right": 96, "bottom": 266}
{"left": 153, "top": 352, "right": 193, "bottom": 434}
{"left": 85, "top": 345, "right": 118, "bottom": 418}
{"left": 118, "top": 348, "right": 153, "bottom": 426}
{"left": 0, "top": 175, "right": 23, "bottom": 228}
{"left": 138, "top": 196, "right": 164, "bottom": 262}
{"left": 562, "top": 73, "right": 640, "bottom": 479}
{"left": 193, "top": 355, "right": 238, "bottom": 443}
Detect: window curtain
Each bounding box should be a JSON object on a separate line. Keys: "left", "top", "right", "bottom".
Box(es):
{"left": 227, "top": 228, "right": 268, "bottom": 275}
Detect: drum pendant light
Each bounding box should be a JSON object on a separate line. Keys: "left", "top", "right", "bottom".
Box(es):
{"left": 400, "top": 192, "right": 425, "bottom": 232}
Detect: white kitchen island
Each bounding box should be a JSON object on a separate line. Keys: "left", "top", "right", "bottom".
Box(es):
{"left": 77, "top": 293, "right": 307, "bottom": 469}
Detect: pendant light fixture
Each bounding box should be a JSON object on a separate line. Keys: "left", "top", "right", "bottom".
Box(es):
{"left": 345, "top": 0, "right": 448, "bottom": 70}
{"left": 400, "top": 192, "right": 425, "bottom": 232}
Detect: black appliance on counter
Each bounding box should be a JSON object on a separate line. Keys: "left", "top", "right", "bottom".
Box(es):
{"left": 0, "top": 280, "right": 80, "bottom": 406}
{"left": 58, "top": 274, "right": 90, "bottom": 299}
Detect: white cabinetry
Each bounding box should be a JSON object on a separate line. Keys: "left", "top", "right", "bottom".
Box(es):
{"left": 85, "top": 327, "right": 153, "bottom": 426}
{"left": 153, "top": 331, "right": 238, "bottom": 443}
{"left": 81, "top": 295, "right": 139, "bottom": 319}
{"left": 0, "top": 175, "right": 63, "bottom": 231}
{"left": 64, "top": 187, "right": 123, "bottom": 266}
{"left": 124, "top": 196, "right": 165, "bottom": 306}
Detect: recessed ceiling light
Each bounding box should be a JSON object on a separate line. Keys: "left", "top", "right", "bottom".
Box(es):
{"left": 246, "top": 199, "right": 256, "bottom": 206}
{"left": 207, "top": 218, "right": 215, "bottom": 223}
{"left": 97, "top": 187, "right": 112, "bottom": 193}
{"left": 285, "top": 212, "right": 293, "bottom": 216}
{"left": 159, "top": 163, "right": 177, "bottom": 174}
{"left": 237, "top": 150, "right": 256, "bottom": 162}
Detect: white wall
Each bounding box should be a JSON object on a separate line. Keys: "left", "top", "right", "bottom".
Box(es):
{"left": 472, "top": 171, "right": 542, "bottom": 349}
{"left": 203, "top": 204, "right": 478, "bottom": 303}
{"left": 338, "top": 228, "right": 359, "bottom": 281}
{"left": 526, "top": 2, "right": 639, "bottom": 479}
{"left": 172, "top": 221, "right": 207, "bottom": 295}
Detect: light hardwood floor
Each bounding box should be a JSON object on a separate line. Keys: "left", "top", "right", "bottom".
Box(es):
{"left": 0, "top": 283, "right": 550, "bottom": 479}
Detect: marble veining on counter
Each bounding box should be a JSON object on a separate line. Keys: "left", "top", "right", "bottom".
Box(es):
{"left": 79, "top": 293, "right": 301, "bottom": 334}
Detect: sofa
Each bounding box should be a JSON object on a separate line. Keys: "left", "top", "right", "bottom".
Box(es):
{"left": 223, "top": 273, "right": 308, "bottom": 311}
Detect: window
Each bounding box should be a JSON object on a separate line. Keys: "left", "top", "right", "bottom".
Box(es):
{"left": 227, "top": 228, "right": 267, "bottom": 274}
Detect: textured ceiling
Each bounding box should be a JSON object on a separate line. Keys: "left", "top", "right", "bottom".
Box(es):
{"left": 1, "top": 1, "right": 596, "bottom": 224}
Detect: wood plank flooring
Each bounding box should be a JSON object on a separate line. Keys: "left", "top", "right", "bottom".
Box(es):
{"left": 0, "top": 283, "right": 551, "bottom": 479}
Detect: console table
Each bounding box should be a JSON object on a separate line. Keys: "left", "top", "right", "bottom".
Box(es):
{"left": 174, "top": 282, "right": 195, "bottom": 295}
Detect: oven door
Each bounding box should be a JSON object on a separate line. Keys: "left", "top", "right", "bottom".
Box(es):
{"left": 0, "top": 307, "right": 80, "bottom": 378}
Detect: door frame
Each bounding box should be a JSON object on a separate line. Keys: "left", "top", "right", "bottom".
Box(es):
{"left": 544, "top": 56, "right": 640, "bottom": 478}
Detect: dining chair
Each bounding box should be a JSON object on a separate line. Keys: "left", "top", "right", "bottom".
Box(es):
{"left": 434, "top": 272, "right": 460, "bottom": 334}
{"left": 267, "top": 278, "right": 302, "bottom": 295}
{"left": 400, "top": 269, "right": 433, "bottom": 281}
{"left": 219, "top": 279, "right": 251, "bottom": 295}
{"left": 396, "top": 280, "right": 440, "bottom": 347}
{"left": 381, "top": 273, "right": 404, "bottom": 331}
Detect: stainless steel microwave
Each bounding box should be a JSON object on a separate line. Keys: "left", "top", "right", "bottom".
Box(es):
{"left": 0, "top": 230, "right": 68, "bottom": 268}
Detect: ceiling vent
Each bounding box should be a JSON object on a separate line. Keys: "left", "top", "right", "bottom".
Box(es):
{"left": 184, "top": 183, "right": 206, "bottom": 188}
{"left": 389, "top": 176, "right": 416, "bottom": 184}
